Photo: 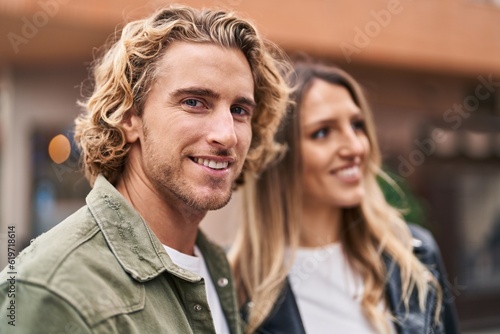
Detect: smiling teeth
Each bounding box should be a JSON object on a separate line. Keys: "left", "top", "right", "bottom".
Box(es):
{"left": 337, "top": 166, "right": 359, "bottom": 177}
{"left": 194, "top": 158, "right": 229, "bottom": 170}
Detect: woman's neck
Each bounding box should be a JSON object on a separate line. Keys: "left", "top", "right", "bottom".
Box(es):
{"left": 300, "top": 201, "right": 342, "bottom": 248}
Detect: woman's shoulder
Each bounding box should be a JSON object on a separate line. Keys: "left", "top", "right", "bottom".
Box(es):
{"left": 407, "top": 223, "right": 441, "bottom": 266}
{"left": 408, "top": 224, "right": 437, "bottom": 245}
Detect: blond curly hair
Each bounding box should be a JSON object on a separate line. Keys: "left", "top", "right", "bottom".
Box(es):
{"left": 75, "top": 5, "right": 291, "bottom": 186}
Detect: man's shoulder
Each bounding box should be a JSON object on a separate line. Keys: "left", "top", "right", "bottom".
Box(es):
{"left": 1, "top": 205, "right": 98, "bottom": 282}
{"left": 0, "top": 204, "right": 145, "bottom": 327}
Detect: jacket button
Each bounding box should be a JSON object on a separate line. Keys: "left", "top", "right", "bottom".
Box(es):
{"left": 411, "top": 238, "right": 423, "bottom": 248}
{"left": 217, "top": 277, "right": 228, "bottom": 287}
{"left": 193, "top": 304, "right": 202, "bottom": 312}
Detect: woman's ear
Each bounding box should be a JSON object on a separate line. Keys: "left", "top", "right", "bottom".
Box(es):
{"left": 122, "top": 110, "right": 143, "bottom": 144}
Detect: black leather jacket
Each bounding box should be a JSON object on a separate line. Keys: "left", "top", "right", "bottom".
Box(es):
{"left": 245, "top": 225, "right": 460, "bottom": 334}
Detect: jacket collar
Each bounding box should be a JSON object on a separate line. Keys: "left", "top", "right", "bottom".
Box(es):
{"left": 384, "top": 236, "right": 426, "bottom": 314}
{"left": 85, "top": 174, "right": 203, "bottom": 283}
{"left": 384, "top": 235, "right": 440, "bottom": 334}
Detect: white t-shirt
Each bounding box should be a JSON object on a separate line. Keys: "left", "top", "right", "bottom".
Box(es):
{"left": 289, "top": 243, "right": 396, "bottom": 334}
{"left": 163, "top": 244, "right": 230, "bottom": 334}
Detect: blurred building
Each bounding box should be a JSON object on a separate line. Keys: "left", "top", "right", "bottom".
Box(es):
{"left": 1, "top": 0, "right": 499, "bottom": 331}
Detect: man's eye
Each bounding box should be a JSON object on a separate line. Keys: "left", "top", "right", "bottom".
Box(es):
{"left": 183, "top": 99, "right": 203, "bottom": 108}
{"left": 311, "top": 128, "right": 329, "bottom": 139}
{"left": 231, "top": 106, "right": 249, "bottom": 116}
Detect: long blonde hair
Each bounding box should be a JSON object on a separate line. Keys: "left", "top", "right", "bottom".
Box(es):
{"left": 75, "top": 5, "right": 291, "bottom": 186}
{"left": 229, "top": 62, "right": 441, "bottom": 333}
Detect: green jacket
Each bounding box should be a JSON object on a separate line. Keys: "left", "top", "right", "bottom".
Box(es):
{"left": 0, "top": 175, "right": 242, "bottom": 334}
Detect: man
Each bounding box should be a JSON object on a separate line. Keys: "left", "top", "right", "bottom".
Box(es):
{"left": 0, "top": 5, "right": 290, "bottom": 333}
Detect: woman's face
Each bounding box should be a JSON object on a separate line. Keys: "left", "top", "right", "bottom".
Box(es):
{"left": 300, "top": 79, "right": 370, "bottom": 210}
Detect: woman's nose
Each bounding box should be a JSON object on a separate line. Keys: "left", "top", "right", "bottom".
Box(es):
{"left": 338, "top": 128, "right": 365, "bottom": 157}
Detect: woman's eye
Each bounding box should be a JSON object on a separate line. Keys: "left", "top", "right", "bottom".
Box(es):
{"left": 352, "top": 120, "right": 366, "bottom": 131}
{"left": 311, "top": 128, "right": 329, "bottom": 139}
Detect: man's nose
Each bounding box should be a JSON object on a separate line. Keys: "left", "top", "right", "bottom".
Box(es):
{"left": 206, "top": 108, "right": 238, "bottom": 148}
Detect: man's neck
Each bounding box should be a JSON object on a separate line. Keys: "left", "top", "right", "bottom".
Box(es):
{"left": 115, "top": 172, "right": 206, "bottom": 256}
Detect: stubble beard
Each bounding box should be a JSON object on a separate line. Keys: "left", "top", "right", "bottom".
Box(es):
{"left": 144, "top": 149, "right": 233, "bottom": 212}
{"left": 153, "top": 164, "right": 234, "bottom": 212}
{"left": 176, "top": 178, "right": 233, "bottom": 211}
{"left": 142, "top": 124, "right": 236, "bottom": 212}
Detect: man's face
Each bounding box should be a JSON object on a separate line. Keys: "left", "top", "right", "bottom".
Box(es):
{"left": 126, "top": 42, "right": 255, "bottom": 211}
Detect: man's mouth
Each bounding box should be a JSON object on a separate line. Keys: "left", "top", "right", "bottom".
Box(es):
{"left": 192, "top": 157, "right": 229, "bottom": 170}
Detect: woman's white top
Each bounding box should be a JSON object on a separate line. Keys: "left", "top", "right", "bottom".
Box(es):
{"left": 163, "top": 244, "right": 230, "bottom": 334}
{"left": 289, "top": 243, "right": 396, "bottom": 333}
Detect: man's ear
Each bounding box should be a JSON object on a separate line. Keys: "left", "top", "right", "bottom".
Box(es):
{"left": 122, "top": 110, "right": 143, "bottom": 144}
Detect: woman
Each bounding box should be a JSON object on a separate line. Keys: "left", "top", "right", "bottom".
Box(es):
{"left": 229, "top": 62, "right": 460, "bottom": 333}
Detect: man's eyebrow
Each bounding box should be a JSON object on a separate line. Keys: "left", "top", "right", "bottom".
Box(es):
{"left": 234, "top": 96, "right": 257, "bottom": 110}
{"left": 171, "top": 87, "right": 256, "bottom": 109}
{"left": 170, "top": 87, "right": 220, "bottom": 100}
